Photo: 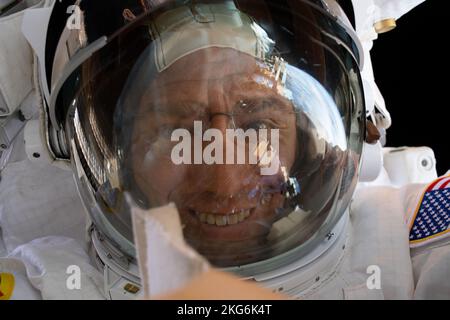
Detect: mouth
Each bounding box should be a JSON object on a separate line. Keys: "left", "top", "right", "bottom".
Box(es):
{"left": 193, "top": 209, "right": 252, "bottom": 227}
{"left": 187, "top": 193, "right": 274, "bottom": 227}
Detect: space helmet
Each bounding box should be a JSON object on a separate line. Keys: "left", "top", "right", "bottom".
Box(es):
{"left": 44, "top": 0, "right": 366, "bottom": 275}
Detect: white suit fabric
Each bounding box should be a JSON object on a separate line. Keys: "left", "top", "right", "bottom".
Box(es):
{"left": 0, "top": 158, "right": 104, "bottom": 299}
{"left": 303, "top": 184, "right": 421, "bottom": 299}
{"left": 1, "top": 158, "right": 449, "bottom": 299}
{"left": 0, "top": 158, "right": 86, "bottom": 252}
{"left": 0, "top": 0, "right": 44, "bottom": 115}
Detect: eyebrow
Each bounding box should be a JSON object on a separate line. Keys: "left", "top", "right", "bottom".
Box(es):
{"left": 232, "top": 95, "right": 294, "bottom": 115}
{"left": 138, "top": 93, "right": 294, "bottom": 119}
{"left": 138, "top": 100, "right": 208, "bottom": 118}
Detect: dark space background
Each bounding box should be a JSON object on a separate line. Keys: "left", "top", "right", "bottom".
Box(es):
{"left": 370, "top": 0, "right": 449, "bottom": 175}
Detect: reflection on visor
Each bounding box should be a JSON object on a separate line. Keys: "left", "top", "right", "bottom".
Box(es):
{"left": 67, "top": 0, "right": 364, "bottom": 269}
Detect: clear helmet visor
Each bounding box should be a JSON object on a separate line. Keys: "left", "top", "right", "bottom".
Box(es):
{"left": 63, "top": 0, "right": 364, "bottom": 270}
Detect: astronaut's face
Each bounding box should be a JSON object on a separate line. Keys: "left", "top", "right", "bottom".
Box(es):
{"left": 130, "top": 47, "right": 297, "bottom": 244}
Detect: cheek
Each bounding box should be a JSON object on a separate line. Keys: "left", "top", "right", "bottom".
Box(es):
{"left": 279, "top": 121, "right": 297, "bottom": 170}
{"left": 131, "top": 144, "right": 184, "bottom": 203}
{"left": 277, "top": 139, "right": 295, "bottom": 173}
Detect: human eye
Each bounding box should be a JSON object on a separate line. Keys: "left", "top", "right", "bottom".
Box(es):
{"left": 244, "top": 120, "right": 273, "bottom": 131}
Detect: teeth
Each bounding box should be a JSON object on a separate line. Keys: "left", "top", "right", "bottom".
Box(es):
{"left": 228, "top": 214, "right": 238, "bottom": 225}
{"left": 196, "top": 210, "right": 251, "bottom": 226}
{"left": 216, "top": 215, "right": 227, "bottom": 226}
{"left": 207, "top": 214, "right": 216, "bottom": 225}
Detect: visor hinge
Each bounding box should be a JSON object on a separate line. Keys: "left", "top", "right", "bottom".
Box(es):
{"left": 95, "top": 230, "right": 130, "bottom": 270}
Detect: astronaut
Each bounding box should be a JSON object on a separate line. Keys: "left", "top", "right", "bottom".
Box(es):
{"left": 0, "top": 0, "right": 449, "bottom": 300}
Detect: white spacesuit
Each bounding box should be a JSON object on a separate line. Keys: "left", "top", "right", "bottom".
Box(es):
{"left": 1, "top": 0, "right": 449, "bottom": 301}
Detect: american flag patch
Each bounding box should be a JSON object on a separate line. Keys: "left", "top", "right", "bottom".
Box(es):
{"left": 409, "top": 175, "right": 450, "bottom": 246}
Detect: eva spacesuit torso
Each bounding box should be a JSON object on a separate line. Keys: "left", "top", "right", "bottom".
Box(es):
{"left": 1, "top": 154, "right": 450, "bottom": 299}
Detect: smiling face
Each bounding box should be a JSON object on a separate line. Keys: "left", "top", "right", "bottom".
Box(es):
{"left": 127, "top": 47, "right": 297, "bottom": 249}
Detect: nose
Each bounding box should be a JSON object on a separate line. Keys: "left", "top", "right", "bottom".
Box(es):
{"left": 192, "top": 114, "right": 257, "bottom": 198}
{"left": 203, "top": 161, "right": 253, "bottom": 198}
{"left": 209, "top": 113, "right": 230, "bottom": 133}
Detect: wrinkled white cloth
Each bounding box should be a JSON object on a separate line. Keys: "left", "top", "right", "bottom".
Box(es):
{"left": 412, "top": 244, "right": 450, "bottom": 299}
{"left": 0, "top": 0, "right": 42, "bottom": 115}
{"left": 132, "top": 202, "right": 210, "bottom": 298}
{"left": 372, "top": 0, "right": 426, "bottom": 21}
{"left": 1, "top": 159, "right": 449, "bottom": 299}
{"left": 0, "top": 158, "right": 104, "bottom": 299}
{"left": 304, "top": 184, "right": 419, "bottom": 299}
{"left": 4, "top": 236, "right": 104, "bottom": 299}
{"left": 0, "top": 256, "right": 41, "bottom": 300}
{"left": 0, "top": 228, "right": 7, "bottom": 258}
{"left": 299, "top": 181, "right": 450, "bottom": 300}
{"left": 0, "top": 159, "right": 87, "bottom": 253}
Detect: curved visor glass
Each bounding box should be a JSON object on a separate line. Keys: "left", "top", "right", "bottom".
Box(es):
{"left": 63, "top": 0, "right": 365, "bottom": 269}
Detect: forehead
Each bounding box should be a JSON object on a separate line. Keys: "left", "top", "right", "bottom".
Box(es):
{"left": 138, "top": 47, "right": 292, "bottom": 113}
{"left": 153, "top": 47, "right": 265, "bottom": 84}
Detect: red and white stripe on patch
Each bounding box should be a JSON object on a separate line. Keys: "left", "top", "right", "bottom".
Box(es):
{"left": 426, "top": 176, "right": 450, "bottom": 192}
